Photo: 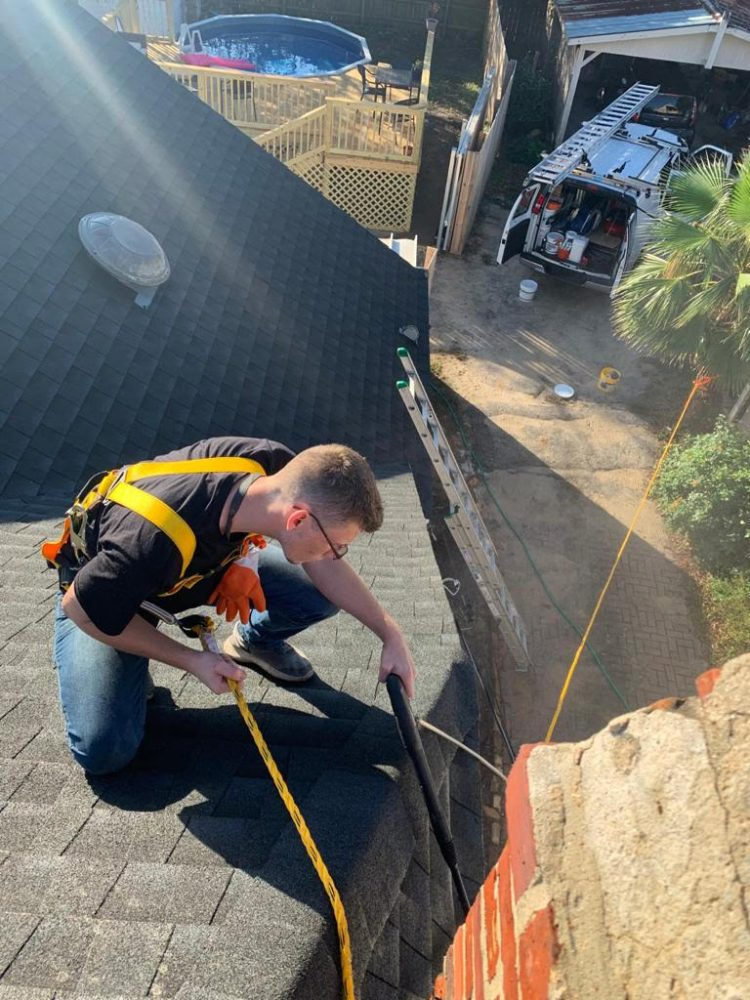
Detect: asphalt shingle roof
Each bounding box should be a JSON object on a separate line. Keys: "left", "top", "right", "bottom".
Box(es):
{"left": 0, "top": 0, "right": 430, "bottom": 499}
{"left": 0, "top": 474, "right": 481, "bottom": 998}
{"left": 714, "top": 0, "right": 750, "bottom": 32}
{"left": 0, "top": 4, "right": 483, "bottom": 994}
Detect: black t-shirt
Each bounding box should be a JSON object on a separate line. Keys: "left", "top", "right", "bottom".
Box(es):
{"left": 73, "top": 437, "right": 295, "bottom": 636}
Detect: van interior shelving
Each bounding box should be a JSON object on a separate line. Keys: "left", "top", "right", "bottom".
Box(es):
{"left": 527, "top": 185, "right": 630, "bottom": 279}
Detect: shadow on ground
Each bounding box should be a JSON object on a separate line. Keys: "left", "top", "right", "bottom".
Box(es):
{"left": 427, "top": 376, "right": 708, "bottom": 750}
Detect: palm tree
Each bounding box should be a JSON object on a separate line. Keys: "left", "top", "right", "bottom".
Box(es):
{"left": 612, "top": 151, "right": 750, "bottom": 419}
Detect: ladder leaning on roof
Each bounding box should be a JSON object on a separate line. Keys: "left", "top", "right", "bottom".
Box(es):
{"left": 396, "top": 347, "right": 531, "bottom": 670}
{"left": 529, "top": 83, "right": 660, "bottom": 188}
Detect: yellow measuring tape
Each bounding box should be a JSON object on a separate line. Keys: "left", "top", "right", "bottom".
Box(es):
{"left": 544, "top": 374, "right": 712, "bottom": 743}
{"left": 227, "top": 678, "right": 355, "bottom": 1000}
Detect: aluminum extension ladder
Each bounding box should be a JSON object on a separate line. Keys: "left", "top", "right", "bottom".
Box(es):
{"left": 529, "top": 83, "right": 660, "bottom": 188}
{"left": 396, "top": 347, "right": 531, "bottom": 669}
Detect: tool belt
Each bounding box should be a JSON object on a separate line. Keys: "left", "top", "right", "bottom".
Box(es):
{"left": 41, "top": 457, "right": 266, "bottom": 596}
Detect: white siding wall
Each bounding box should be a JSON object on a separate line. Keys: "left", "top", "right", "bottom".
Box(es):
{"left": 580, "top": 28, "right": 750, "bottom": 72}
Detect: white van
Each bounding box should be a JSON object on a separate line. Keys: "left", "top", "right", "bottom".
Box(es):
{"left": 497, "top": 84, "right": 732, "bottom": 295}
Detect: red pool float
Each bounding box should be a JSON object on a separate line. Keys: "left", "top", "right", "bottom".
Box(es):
{"left": 181, "top": 52, "right": 257, "bottom": 72}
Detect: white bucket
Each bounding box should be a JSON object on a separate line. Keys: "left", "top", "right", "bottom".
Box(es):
{"left": 568, "top": 234, "right": 589, "bottom": 264}
{"left": 519, "top": 279, "right": 538, "bottom": 302}
{"left": 545, "top": 231, "right": 564, "bottom": 255}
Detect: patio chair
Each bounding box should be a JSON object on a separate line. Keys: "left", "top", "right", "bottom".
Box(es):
{"left": 358, "top": 64, "right": 386, "bottom": 102}
{"left": 390, "top": 60, "right": 422, "bottom": 105}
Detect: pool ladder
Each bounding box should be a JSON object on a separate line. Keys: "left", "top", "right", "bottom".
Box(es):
{"left": 178, "top": 23, "right": 204, "bottom": 53}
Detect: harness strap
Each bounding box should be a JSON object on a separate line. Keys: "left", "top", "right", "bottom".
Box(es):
{"left": 122, "top": 457, "right": 267, "bottom": 481}
{"left": 41, "top": 456, "right": 267, "bottom": 579}
{"left": 158, "top": 544, "right": 243, "bottom": 596}
{"left": 107, "top": 480, "right": 197, "bottom": 577}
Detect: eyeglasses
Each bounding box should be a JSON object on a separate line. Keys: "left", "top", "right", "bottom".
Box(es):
{"left": 307, "top": 510, "right": 348, "bottom": 560}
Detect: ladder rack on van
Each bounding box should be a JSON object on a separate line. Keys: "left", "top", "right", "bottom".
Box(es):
{"left": 529, "top": 84, "right": 660, "bottom": 188}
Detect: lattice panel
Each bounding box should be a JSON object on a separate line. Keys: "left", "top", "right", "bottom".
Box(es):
{"left": 325, "top": 162, "right": 416, "bottom": 231}
{"left": 290, "top": 154, "right": 326, "bottom": 194}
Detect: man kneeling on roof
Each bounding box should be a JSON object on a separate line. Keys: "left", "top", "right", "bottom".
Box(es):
{"left": 43, "top": 436, "right": 417, "bottom": 776}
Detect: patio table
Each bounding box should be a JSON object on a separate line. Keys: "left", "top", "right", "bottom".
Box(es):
{"left": 373, "top": 65, "right": 414, "bottom": 102}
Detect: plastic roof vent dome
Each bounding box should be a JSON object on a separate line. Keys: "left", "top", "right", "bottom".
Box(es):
{"left": 78, "top": 213, "right": 170, "bottom": 308}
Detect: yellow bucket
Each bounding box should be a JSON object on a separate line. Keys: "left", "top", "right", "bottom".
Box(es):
{"left": 598, "top": 366, "right": 621, "bottom": 392}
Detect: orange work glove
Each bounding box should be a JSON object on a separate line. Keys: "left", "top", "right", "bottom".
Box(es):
{"left": 209, "top": 535, "right": 267, "bottom": 625}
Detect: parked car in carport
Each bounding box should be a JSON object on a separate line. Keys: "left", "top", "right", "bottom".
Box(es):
{"left": 632, "top": 93, "right": 698, "bottom": 145}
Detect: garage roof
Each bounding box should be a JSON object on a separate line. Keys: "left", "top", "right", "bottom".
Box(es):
{"left": 556, "top": 0, "right": 719, "bottom": 39}
{"left": 715, "top": 0, "right": 750, "bottom": 32}
{"left": 557, "top": 0, "right": 750, "bottom": 38}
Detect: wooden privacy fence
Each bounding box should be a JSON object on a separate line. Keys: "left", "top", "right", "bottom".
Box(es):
{"left": 185, "top": 0, "right": 487, "bottom": 34}
{"left": 438, "top": 0, "right": 516, "bottom": 253}
{"left": 104, "top": 0, "right": 176, "bottom": 36}
{"left": 257, "top": 99, "right": 424, "bottom": 230}
{"left": 438, "top": 60, "right": 515, "bottom": 254}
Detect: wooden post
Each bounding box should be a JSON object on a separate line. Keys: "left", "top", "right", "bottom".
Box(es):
{"left": 449, "top": 152, "right": 477, "bottom": 253}
{"left": 556, "top": 45, "right": 584, "bottom": 145}
{"left": 321, "top": 99, "right": 333, "bottom": 199}
{"left": 165, "top": 0, "right": 175, "bottom": 40}
{"left": 419, "top": 18, "right": 437, "bottom": 105}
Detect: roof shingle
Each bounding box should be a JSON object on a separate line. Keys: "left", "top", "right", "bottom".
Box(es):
{"left": 0, "top": 0, "right": 429, "bottom": 499}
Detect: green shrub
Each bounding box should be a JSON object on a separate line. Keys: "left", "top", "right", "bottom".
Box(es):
{"left": 701, "top": 570, "right": 750, "bottom": 663}
{"left": 505, "top": 60, "right": 552, "bottom": 140}
{"left": 505, "top": 134, "right": 549, "bottom": 167}
{"left": 654, "top": 417, "right": 750, "bottom": 573}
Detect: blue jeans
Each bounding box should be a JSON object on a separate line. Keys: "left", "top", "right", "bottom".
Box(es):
{"left": 53, "top": 542, "right": 338, "bottom": 775}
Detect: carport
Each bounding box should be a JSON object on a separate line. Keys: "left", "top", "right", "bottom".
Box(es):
{"left": 549, "top": 0, "right": 750, "bottom": 142}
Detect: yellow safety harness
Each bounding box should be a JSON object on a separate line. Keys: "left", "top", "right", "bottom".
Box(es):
{"left": 41, "top": 456, "right": 266, "bottom": 593}
{"left": 44, "top": 459, "right": 358, "bottom": 996}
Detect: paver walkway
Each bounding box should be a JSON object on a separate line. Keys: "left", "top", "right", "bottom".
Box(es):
{"left": 428, "top": 204, "right": 708, "bottom": 747}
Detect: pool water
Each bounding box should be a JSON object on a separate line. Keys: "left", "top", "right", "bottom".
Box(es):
{"left": 186, "top": 15, "right": 370, "bottom": 78}
{"left": 202, "top": 30, "right": 359, "bottom": 76}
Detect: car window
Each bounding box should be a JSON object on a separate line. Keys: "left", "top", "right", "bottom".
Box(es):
{"left": 643, "top": 95, "right": 693, "bottom": 118}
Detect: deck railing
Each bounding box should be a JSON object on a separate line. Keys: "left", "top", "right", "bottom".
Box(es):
{"left": 156, "top": 61, "right": 338, "bottom": 134}
{"left": 255, "top": 105, "right": 329, "bottom": 164}
{"left": 149, "top": 50, "right": 424, "bottom": 229}
{"left": 255, "top": 98, "right": 424, "bottom": 230}
{"left": 327, "top": 98, "right": 423, "bottom": 162}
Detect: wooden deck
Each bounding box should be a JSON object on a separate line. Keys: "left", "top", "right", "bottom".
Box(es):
{"left": 143, "top": 37, "right": 427, "bottom": 231}
{"left": 146, "top": 38, "right": 180, "bottom": 63}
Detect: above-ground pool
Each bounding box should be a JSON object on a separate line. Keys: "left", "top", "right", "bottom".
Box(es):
{"left": 180, "top": 14, "right": 370, "bottom": 77}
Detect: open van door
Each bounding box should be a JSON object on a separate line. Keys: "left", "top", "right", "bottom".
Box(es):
{"left": 610, "top": 208, "right": 637, "bottom": 298}
{"left": 688, "top": 145, "right": 733, "bottom": 176}
{"left": 668, "top": 144, "right": 733, "bottom": 195}
{"left": 497, "top": 184, "right": 540, "bottom": 265}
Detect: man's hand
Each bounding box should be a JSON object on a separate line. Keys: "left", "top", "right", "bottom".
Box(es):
{"left": 378, "top": 629, "right": 417, "bottom": 699}
{"left": 187, "top": 651, "right": 247, "bottom": 694}
{"left": 302, "top": 559, "right": 417, "bottom": 699}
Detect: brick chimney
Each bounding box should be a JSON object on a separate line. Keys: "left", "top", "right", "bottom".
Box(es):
{"left": 429, "top": 653, "right": 750, "bottom": 999}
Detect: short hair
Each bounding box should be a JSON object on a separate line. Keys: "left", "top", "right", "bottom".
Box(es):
{"left": 282, "top": 445, "right": 383, "bottom": 533}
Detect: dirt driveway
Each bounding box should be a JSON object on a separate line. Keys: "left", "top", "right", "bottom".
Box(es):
{"left": 428, "top": 203, "right": 708, "bottom": 748}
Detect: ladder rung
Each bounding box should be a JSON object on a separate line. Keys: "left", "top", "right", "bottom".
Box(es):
{"left": 529, "top": 83, "right": 659, "bottom": 188}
